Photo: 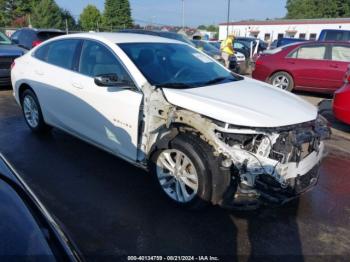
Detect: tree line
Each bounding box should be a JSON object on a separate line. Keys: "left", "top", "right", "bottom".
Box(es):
{"left": 0, "top": 0, "right": 133, "bottom": 31}
{"left": 286, "top": 0, "right": 350, "bottom": 19}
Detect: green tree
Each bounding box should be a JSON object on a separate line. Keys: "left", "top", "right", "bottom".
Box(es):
{"left": 103, "top": 0, "right": 133, "bottom": 30}
{"left": 61, "top": 8, "right": 77, "bottom": 31}
{"left": 0, "top": 0, "right": 41, "bottom": 26}
{"left": 286, "top": 0, "right": 350, "bottom": 19}
{"left": 206, "top": 25, "right": 218, "bottom": 32}
{"left": 79, "top": 5, "right": 102, "bottom": 31}
{"left": 197, "top": 25, "right": 207, "bottom": 30}
{"left": 31, "top": 0, "right": 63, "bottom": 29}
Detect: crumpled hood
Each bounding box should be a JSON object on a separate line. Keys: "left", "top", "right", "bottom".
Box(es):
{"left": 163, "top": 77, "right": 317, "bottom": 128}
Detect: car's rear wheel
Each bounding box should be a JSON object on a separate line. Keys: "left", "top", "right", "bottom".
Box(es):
{"left": 152, "top": 134, "right": 215, "bottom": 209}
{"left": 21, "top": 89, "right": 50, "bottom": 133}
{"left": 270, "top": 71, "right": 294, "bottom": 91}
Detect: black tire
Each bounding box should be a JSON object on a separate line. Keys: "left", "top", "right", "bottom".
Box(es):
{"left": 20, "top": 89, "right": 50, "bottom": 133}
{"left": 269, "top": 71, "right": 294, "bottom": 91}
{"left": 151, "top": 133, "right": 222, "bottom": 210}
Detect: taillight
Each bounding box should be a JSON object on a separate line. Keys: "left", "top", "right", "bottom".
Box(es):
{"left": 32, "top": 40, "right": 42, "bottom": 47}
{"left": 11, "top": 61, "right": 15, "bottom": 70}
{"left": 255, "top": 57, "right": 263, "bottom": 66}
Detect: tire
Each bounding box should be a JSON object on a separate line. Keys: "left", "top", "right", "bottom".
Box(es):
{"left": 269, "top": 71, "right": 294, "bottom": 91}
{"left": 151, "top": 133, "right": 221, "bottom": 209}
{"left": 21, "top": 89, "right": 50, "bottom": 133}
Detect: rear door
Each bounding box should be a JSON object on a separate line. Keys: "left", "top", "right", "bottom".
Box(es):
{"left": 328, "top": 44, "right": 350, "bottom": 91}
{"left": 30, "top": 39, "right": 83, "bottom": 128}
{"left": 286, "top": 44, "right": 332, "bottom": 90}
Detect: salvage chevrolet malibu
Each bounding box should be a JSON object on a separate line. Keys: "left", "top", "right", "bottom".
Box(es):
{"left": 11, "top": 33, "right": 330, "bottom": 209}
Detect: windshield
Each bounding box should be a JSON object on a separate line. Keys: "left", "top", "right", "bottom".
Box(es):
{"left": 119, "top": 42, "right": 240, "bottom": 88}
{"left": 192, "top": 40, "right": 220, "bottom": 54}
{"left": 0, "top": 32, "right": 12, "bottom": 45}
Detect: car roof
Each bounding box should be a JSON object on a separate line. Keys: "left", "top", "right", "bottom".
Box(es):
{"left": 121, "top": 29, "right": 179, "bottom": 35}
{"left": 57, "top": 32, "right": 184, "bottom": 44}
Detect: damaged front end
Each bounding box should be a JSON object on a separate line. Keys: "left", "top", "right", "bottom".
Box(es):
{"left": 140, "top": 85, "right": 331, "bottom": 210}
{"left": 214, "top": 115, "right": 331, "bottom": 209}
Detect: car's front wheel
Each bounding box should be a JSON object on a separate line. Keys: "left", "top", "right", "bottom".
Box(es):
{"left": 21, "top": 89, "right": 50, "bottom": 133}
{"left": 270, "top": 71, "right": 294, "bottom": 91}
{"left": 152, "top": 134, "right": 215, "bottom": 209}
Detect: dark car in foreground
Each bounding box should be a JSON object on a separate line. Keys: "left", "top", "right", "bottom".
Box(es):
{"left": 253, "top": 41, "right": 350, "bottom": 93}
{"left": 333, "top": 67, "right": 350, "bottom": 124}
{"left": 0, "top": 32, "right": 26, "bottom": 86}
{"left": 10, "top": 28, "right": 65, "bottom": 50}
{"left": 0, "top": 154, "right": 82, "bottom": 261}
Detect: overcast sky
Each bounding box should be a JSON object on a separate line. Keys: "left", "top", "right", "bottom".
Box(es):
{"left": 56, "top": 0, "right": 287, "bottom": 26}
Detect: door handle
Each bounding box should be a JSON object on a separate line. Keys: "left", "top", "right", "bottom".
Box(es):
{"left": 287, "top": 61, "right": 296, "bottom": 65}
{"left": 330, "top": 64, "right": 339, "bottom": 68}
{"left": 72, "top": 82, "right": 83, "bottom": 89}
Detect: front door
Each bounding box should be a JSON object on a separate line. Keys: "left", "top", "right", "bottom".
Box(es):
{"left": 68, "top": 40, "right": 143, "bottom": 160}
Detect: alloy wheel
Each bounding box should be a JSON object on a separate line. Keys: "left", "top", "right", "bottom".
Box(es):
{"left": 156, "top": 149, "right": 199, "bottom": 203}
{"left": 23, "top": 95, "right": 39, "bottom": 128}
{"left": 272, "top": 75, "right": 290, "bottom": 90}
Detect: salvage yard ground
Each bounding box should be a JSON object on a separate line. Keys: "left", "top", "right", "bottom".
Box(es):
{"left": 0, "top": 87, "right": 349, "bottom": 260}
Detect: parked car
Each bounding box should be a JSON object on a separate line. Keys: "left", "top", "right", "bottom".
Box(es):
{"left": 0, "top": 32, "right": 26, "bottom": 86}
{"left": 119, "top": 29, "right": 195, "bottom": 46}
{"left": 235, "top": 37, "right": 268, "bottom": 54}
{"left": 270, "top": 37, "right": 308, "bottom": 49}
{"left": 192, "top": 40, "right": 225, "bottom": 62}
{"left": 319, "top": 29, "right": 350, "bottom": 41}
{"left": 12, "top": 33, "right": 330, "bottom": 210}
{"left": 207, "top": 41, "right": 247, "bottom": 74}
{"left": 333, "top": 66, "right": 350, "bottom": 124}
{"left": 253, "top": 41, "right": 350, "bottom": 93}
{"left": 10, "top": 28, "right": 65, "bottom": 50}
{"left": 0, "top": 154, "right": 82, "bottom": 260}
{"left": 192, "top": 40, "right": 238, "bottom": 71}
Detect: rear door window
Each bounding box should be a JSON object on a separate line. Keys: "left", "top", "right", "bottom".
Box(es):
{"left": 291, "top": 45, "right": 326, "bottom": 60}
{"left": 45, "top": 39, "right": 81, "bottom": 70}
{"left": 331, "top": 45, "right": 350, "bottom": 62}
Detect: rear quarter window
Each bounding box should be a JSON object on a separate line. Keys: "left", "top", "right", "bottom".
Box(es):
{"left": 34, "top": 39, "right": 80, "bottom": 70}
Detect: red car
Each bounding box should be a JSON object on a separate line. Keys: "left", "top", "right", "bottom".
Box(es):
{"left": 333, "top": 67, "right": 350, "bottom": 124}
{"left": 253, "top": 41, "right": 350, "bottom": 93}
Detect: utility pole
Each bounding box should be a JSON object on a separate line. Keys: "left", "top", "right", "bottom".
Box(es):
{"left": 226, "top": 0, "right": 231, "bottom": 37}
{"left": 65, "top": 18, "right": 68, "bottom": 34}
{"left": 182, "top": 0, "right": 185, "bottom": 29}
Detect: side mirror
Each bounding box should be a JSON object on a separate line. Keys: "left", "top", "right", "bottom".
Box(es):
{"left": 94, "top": 74, "right": 122, "bottom": 87}
{"left": 11, "top": 38, "right": 19, "bottom": 45}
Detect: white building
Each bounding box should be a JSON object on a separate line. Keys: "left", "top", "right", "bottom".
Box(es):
{"left": 219, "top": 18, "right": 350, "bottom": 42}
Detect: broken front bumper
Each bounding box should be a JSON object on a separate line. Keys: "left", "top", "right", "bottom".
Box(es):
{"left": 221, "top": 142, "right": 325, "bottom": 210}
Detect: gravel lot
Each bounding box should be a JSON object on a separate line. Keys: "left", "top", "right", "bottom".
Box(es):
{"left": 0, "top": 87, "right": 349, "bottom": 261}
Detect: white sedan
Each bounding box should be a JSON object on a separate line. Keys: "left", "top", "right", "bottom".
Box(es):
{"left": 11, "top": 33, "right": 330, "bottom": 209}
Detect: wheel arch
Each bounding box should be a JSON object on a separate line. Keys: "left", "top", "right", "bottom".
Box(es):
{"left": 147, "top": 122, "right": 232, "bottom": 206}
{"left": 18, "top": 83, "right": 35, "bottom": 103}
